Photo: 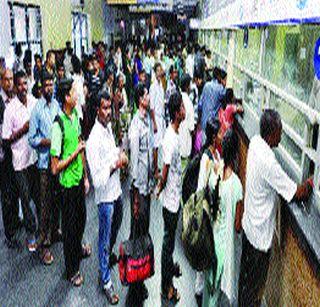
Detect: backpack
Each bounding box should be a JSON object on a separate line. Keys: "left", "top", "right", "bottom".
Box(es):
{"left": 182, "top": 148, "right": 213, "bottom": 205}
{"left": 181, "top": 157, "right": 221, "bottom": 272}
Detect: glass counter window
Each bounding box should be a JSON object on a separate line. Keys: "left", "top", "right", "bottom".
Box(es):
{"left": 263, "top": 25, "right": 320, "bottom": 106}
{"left": 235, "top": 28, "right": 261, "bottom": 73}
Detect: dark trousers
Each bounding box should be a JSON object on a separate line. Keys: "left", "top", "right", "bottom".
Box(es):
{"left": 130, "top": 189, "right": 151, "bottom": 239}
{"left": 161, "top": 207, "right": 180, "bottom": 293}
{"left": 0, "top": 159, "right": 19, "bottom": 240}
{"left": 14, "top": 164, "right": 40, "bottom": 237}
{"left": 238, "top": 233, "right": 271, "bottom": 307}
{"left": 61, "top": 181, "right": 86, "bottom": 279}
{"left": 39, "top": 169, "right": 61, "bottom": 244}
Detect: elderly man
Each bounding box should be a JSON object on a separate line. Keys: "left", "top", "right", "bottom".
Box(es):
{"left": 238, "top": 109, "right": 313, "bottom": 307}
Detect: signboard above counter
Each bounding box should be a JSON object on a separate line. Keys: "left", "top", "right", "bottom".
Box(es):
{"left": 200, "top": 0, "right": 320, "bottom": 29}
{"left": 129, "top": 0, "right": 173, "bottom": 13}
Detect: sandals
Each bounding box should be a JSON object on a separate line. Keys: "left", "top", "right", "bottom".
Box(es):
{"left": 173, "top": 262, "right": 182, "bottom": 278}
{"left": 40, "top": 248, "right": 54, "bottom": 265}
{"left": 70, "top": 271, "right": 84, "bottom": 287}
{"left": 162, "top": 285, "right": 180, "bottom": 304}
{"left": 81, "top": 244, "right": 92, "bottom": 259}
{"left": 103, "top": 284, "right": 120, "bottom": 305}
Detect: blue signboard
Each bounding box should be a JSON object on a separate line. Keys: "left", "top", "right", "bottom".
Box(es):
{"left": 314, "top": 37, "right": 320, "bottom": 80}
{"left": 137, "top": 0, "right": 160, "bottom": 3}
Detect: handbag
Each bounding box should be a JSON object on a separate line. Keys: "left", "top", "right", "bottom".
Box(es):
{"left": 118, "top": 213, "right": 155, "bottom": 286}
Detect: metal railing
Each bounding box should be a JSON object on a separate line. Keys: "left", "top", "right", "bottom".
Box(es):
{"left": 212, "top": 47, "right": 320, "bottom": 211}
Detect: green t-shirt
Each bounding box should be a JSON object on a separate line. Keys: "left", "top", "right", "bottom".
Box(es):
{"left": 50, "top": 109, "right": 83, "bottom": 188}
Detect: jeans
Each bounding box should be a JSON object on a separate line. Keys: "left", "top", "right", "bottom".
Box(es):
{"left": 98, "top": 197, "right": 123, "bottom": 285}
{"left": 61, "top": 180, "right": 86, "bottom": 279}
{"left": 14, "top": 164, "right": 40, "bottom": 238}
{"left": 161, "top": 206, "right": 180, "bottom": 293}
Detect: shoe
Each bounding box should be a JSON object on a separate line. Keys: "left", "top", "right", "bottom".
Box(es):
{"left": 103, "top": 283, "right": 120, "bottom": 305}
{"left": 27, "top": 237, "right": 37, "bottom": 252}
{"left": 109, "top": 252, "right": 118, "bottom": 268}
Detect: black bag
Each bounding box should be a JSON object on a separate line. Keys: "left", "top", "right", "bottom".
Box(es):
{"left": 182, "top": 152, "right": 202, "bottom": 205}
{"left": 182, "top": 149, "right": 214, "bottom": 205}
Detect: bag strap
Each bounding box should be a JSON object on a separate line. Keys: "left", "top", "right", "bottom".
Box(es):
{"left": 54, "top": 115, "right": 65, "bottom": 159}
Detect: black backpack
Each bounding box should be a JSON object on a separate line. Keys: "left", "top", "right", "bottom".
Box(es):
{"left": 182, "top": 148, "right": 214, "bottom": 205}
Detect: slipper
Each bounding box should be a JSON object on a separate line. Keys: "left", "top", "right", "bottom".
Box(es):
{"left": 161, "top": 285, "right": 180, "bottom": 304}
{"left": 81, "top": 244, "right": 92, "bottom": 259}
{"left": 70, "top": 271, "right": 84, "bottom": 287}
{"left": 104, "top": 284, "right": 119, "bottom": 305}
{"left": 40, "top": 248, "right": 54, "bottom": 265}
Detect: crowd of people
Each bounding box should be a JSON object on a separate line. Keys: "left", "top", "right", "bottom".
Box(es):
{"left": 0, "top": 36, "right": 314, "bottom": 307}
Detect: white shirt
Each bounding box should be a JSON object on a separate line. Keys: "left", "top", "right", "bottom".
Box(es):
{"left": 242, "top": 135, "right": 297, "bottom": 251}
{"left": 2, "top": 95, "right": 37, "bottom": 171}
{"left": 179, "top": 92, "right": 195, "bottom": 158}
{"left": 73, "top": 74, "right": 85, "bottom": 120}
{"left": 115, "top": 51, "right": 123, "bottom": 75}
{"left": 161, "top": 125, "right": 182, "bottom": 213}
{"left": 150, "top": 79, "right": 165, "bottom": 120}
{"left": 64, "top": 54, "right": 73, "bottom": 78}
{"left": 150, "top": 79, "right": 166, "bottom": 148}
{"left": 186, "top": 54, "right": 194, "bottom": 78}
{"left": 86, "top": 120, "right": 122, "bottom": 204}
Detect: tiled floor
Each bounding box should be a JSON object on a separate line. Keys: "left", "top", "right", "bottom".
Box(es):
{"left": 0, "top": 181, "right": 200, "bottom": 307}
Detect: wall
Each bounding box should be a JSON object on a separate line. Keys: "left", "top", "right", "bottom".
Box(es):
{"left": 83, "top": 0, "right": 106, "bottom": 44}
{"left": 40, "top": 0, "right": 72, "bottom": 53}
{"left": 15, "top": 0, "right": 73, "bottom": 53}
{"left": 0, "top": 0, "right": 109, "bottom": 59}
{"left": 0, "top": 0, "right": 72, "bottom": 57}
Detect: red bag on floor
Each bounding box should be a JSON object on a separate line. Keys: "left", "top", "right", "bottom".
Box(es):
{"left": 118, "top": 234, "right": 155, "bottom": 286}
